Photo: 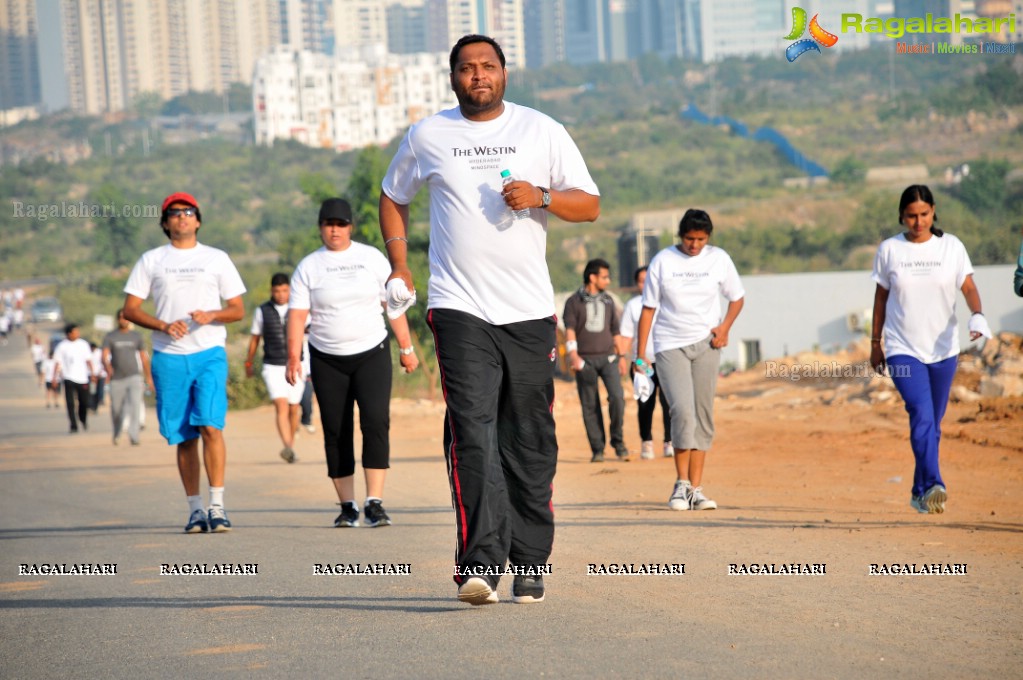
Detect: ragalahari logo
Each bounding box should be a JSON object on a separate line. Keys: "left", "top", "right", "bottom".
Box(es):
{"left": 784, "top": 7, "right": 839, "bottom": 61}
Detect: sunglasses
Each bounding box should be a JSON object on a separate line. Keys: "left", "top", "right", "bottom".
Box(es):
{"left": 167, "top": 207, "right": 197, "bottom": 217}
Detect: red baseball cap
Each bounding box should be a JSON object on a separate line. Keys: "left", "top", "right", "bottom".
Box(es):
{"left": 161, "top": 192, "right": 199, "bottom": 212}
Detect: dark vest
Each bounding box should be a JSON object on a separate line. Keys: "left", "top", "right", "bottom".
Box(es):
{"left": 259, "top": 301, "right": 289, "bottom": 366}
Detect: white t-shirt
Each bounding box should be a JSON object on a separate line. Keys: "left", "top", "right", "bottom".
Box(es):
{"left": 42, "top": 357, "right": 57, "bottom": 382}
{"left": 124, "top": 243, "right": 246, "bottom": 355}
{"left": 91, "top": 347, "right": 107, "bottom": 378}
{"left": 642, "top": 245, "right": 745, "bottom": 354}
{"left": 250, "top": 303, "right": 289, "bottom": 335}
{"left": 31, "top": 342, "right": 46, "bottom": 363}
{"left": 871, "top": 233, "right": 973, "bottom": 363}
{"left": 289, "top": 243, "right": 389, "bottom": 356}
{"left": 381, "top": 101, "right": 599, "bottom": 325}
{"left": 620, "top": 294, "right": 656, "bottom": 362}
{"left": 53, "top": 338, "right": 94, "bottom": 384}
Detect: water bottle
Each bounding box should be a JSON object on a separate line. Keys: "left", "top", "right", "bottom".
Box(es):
{"left": 634, "top": 358, "right": 654, "bottom": 378}
{"left": 500, "top": 169, "right": 531, "bottom": 220}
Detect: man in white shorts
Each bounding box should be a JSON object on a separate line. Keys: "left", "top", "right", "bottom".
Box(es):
{"left": 245, "top": 272, "right": 305, "bottom": 463}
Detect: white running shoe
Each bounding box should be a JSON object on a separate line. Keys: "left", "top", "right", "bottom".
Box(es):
{"left": 668, "top": 480, "right": 692, "bottom": 511}
{"left": 922, "top": 485, "right": 946, "bottom": 514}
{"left": 663, "top": 442, "right": 674, "bottom": 457}
{"left": 640, "top": 441, "right": 655, "bottom": 460}
{"left": 457, "top": 576, "right": 499, "bottom": 606}
{"left": 690, "top": 486, "right": 717, "bottom": 510}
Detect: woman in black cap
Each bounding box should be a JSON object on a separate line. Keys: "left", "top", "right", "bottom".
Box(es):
{"left": 286, "top": 198, "right": 419, "bottom": 527}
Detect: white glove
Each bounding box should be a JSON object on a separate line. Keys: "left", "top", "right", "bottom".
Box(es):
{"left": 633, "top": 372, "right": 653, "bottom": 403}
{"left": 968, "top": 313, "right": 992, "bottom": 339}
{"left": 385, "top": 279, "right": 416, "bottom": 319}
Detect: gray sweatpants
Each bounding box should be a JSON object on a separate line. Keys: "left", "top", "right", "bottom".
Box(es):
{"left": 109, "top": 374, "right": 143, "bottom": 443}
{"left": 656, "top": 337, "right": 719, "bottom": 451}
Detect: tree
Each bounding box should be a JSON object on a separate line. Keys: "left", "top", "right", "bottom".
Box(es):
{"left": 830, "top": 155, "right": 867, "bottom": 186}
{"left": 955, "top": 158, "right": 1011, "bottom": 214}
{"left": 91, "top": 183, "right": 139, "bottom": 268}
{"left": 131, "top": 91, "right": 163, "bottom": 120}
{"left": 345, "top": 147, "right": 390, "bottom": 248}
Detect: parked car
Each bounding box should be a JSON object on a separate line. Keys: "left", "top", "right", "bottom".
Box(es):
{"left": 30, "top": 297, "right": 63, "bottom": 323}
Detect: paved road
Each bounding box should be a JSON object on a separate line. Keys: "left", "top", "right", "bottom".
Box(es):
{"left": 1, "top": 326, "right": 1020, "bottom": 678}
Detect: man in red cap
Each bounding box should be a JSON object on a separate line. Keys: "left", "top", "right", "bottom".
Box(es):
{"left": 122, "top": 192, "right": 247, "bottom": 533}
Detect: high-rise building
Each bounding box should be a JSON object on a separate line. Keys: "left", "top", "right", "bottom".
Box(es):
{"left": 37, "top": 0, "right": 282, "bottom": 114}
{"left": 523, "top": 0, "right": 565, "bottom": 68}
{"left": 280, "top": 0, "right": 330, "bottom": 53}
{"left": 424, "top": 0, "right": 525, "bottom": 68}
{"left": 564, "top": 0, "right": 608, "bottom": 63}
{"left": 0, "top": 0, "right": 41, "bottom": 110}
{"left": 253, "top": 46, "right": 456, "bottom": 150}
{"left": 386, "top": 0, "right": 428, "bottom": 54}
{"left": 333, "top": 0, "right": 389, "bottom": 54}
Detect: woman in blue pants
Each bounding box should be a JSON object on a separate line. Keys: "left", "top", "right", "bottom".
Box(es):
{"left": 870, "top": 185, "right": 990, "bottom": 514}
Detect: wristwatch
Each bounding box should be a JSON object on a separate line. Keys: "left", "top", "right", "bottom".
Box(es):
{"left": 399, "top": 346, "right": 415, "bottom": 356}
{"left": 538, "top": 186, "right": 551, "bottom": 209}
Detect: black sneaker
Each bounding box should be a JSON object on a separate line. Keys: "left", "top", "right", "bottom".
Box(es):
{"left": 614, "top": 445, "right": 630, "bottom": 461}
{"left": 363, "top": 499, "right": 392, "bottom": 527}
{"left": 512, "top": 575, "right": 545, "bottom": 603}
{"left": 590, "top": 451, "right": 604, "bottom": 463}
{"left": 334, "top": 502, "right": 360, "bottom": 528}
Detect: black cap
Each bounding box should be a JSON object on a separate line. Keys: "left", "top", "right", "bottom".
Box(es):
{"left": 319, "top": 198, "right": 353, "bottom": 225}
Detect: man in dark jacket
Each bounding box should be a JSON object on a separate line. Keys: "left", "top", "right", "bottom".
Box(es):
{"left": 564, "top": 258, "right": 629, "bottom": 462}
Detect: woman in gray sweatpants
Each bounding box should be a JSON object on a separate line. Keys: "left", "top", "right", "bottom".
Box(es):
{"left": 635, "top": 209, "right": 745, "bottom": 511}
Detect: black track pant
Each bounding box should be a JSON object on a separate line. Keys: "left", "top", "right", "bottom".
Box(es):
{"left": 309, "top": 340, "right": 391, "bottom": 479}
{"left": 428, "top": 309, "right": 558, "bottom": 585}
{"left": 63, "top": 380, "right": 89, "bottom": 431}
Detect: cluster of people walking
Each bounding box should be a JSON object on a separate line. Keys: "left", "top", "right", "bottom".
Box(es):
{"left": 18, "top": 33, "right": 1010, "bottom": 608}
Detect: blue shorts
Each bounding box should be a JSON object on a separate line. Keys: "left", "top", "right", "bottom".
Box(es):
{"left": 151, "top": 347, "right": 229, "bottom": 445}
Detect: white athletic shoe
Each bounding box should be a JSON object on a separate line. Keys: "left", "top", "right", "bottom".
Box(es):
{"left": 668, "top": 480, "right": 692, "bottom": 511}
{"left": 663, "top": 442, "right": 674, "bottom": 457}
{"left": 640, "top": 441, "right": 655, "bottom": 460}
{"left": 922, "top": 485, "right": 946, "bottom": 514}
{"left": 690, "top": 486, "right": 717, "bottom": 510}
{"left": 457, "top": 577, "right": 499, "bottom": 606}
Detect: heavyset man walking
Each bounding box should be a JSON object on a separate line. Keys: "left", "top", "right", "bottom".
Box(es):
{"left": 379, "top": 34, "right": 600, "bottom": 606}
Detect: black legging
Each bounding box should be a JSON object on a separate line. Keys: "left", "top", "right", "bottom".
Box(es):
{"left": 63, "top": 380, "right": 90, "bottom": 431}
{"left": 309, "top": 340, "right": 392, "bottom": 478}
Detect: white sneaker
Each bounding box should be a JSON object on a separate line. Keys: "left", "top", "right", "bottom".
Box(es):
{"left": 640, "top": 441, "right": 655, "bottom": 460}
{"left": 690, "top": 486, "right": 717, "bottom": 510}
{"left": 668, "top": 480, "right": 692, "bottom": 511}
{"left": 663, "top": 442, "right": 674, "bottom": 457}
{"left": 922, "top": 484, "right": 946, "bottom": 514}
{"left": 304, "top": 423, "right": 316, "bottom": 434}
{"left": 457, "top": 576, "right": 499, "bottom": 606}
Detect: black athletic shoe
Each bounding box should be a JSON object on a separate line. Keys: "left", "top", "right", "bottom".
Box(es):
{"left": 614, "top": 445, "right": 630, "bottom": 461}
{"left": 363, "top": 499, "right": 392, "bottom": 527}
{"left": 334, "top": 503, "right": 360, "bottom": 528}
{"left": 512, "top": 575, "right": 545, "bottom": 603}
{"left": 590, "top": 451, "right": 604, "bottom": 463}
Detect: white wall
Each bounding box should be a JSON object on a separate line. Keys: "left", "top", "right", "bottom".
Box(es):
{"left": 720, "top": 264, "right": 1020, "bottom": 368}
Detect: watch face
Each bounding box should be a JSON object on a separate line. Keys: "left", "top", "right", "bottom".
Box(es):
{"left": 541, "top": 188, "right": 551, "bottom": 207}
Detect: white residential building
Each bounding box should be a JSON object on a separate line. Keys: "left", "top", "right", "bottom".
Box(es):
{"left": 253, "top": 46, "right": 456, "bottom": 151}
